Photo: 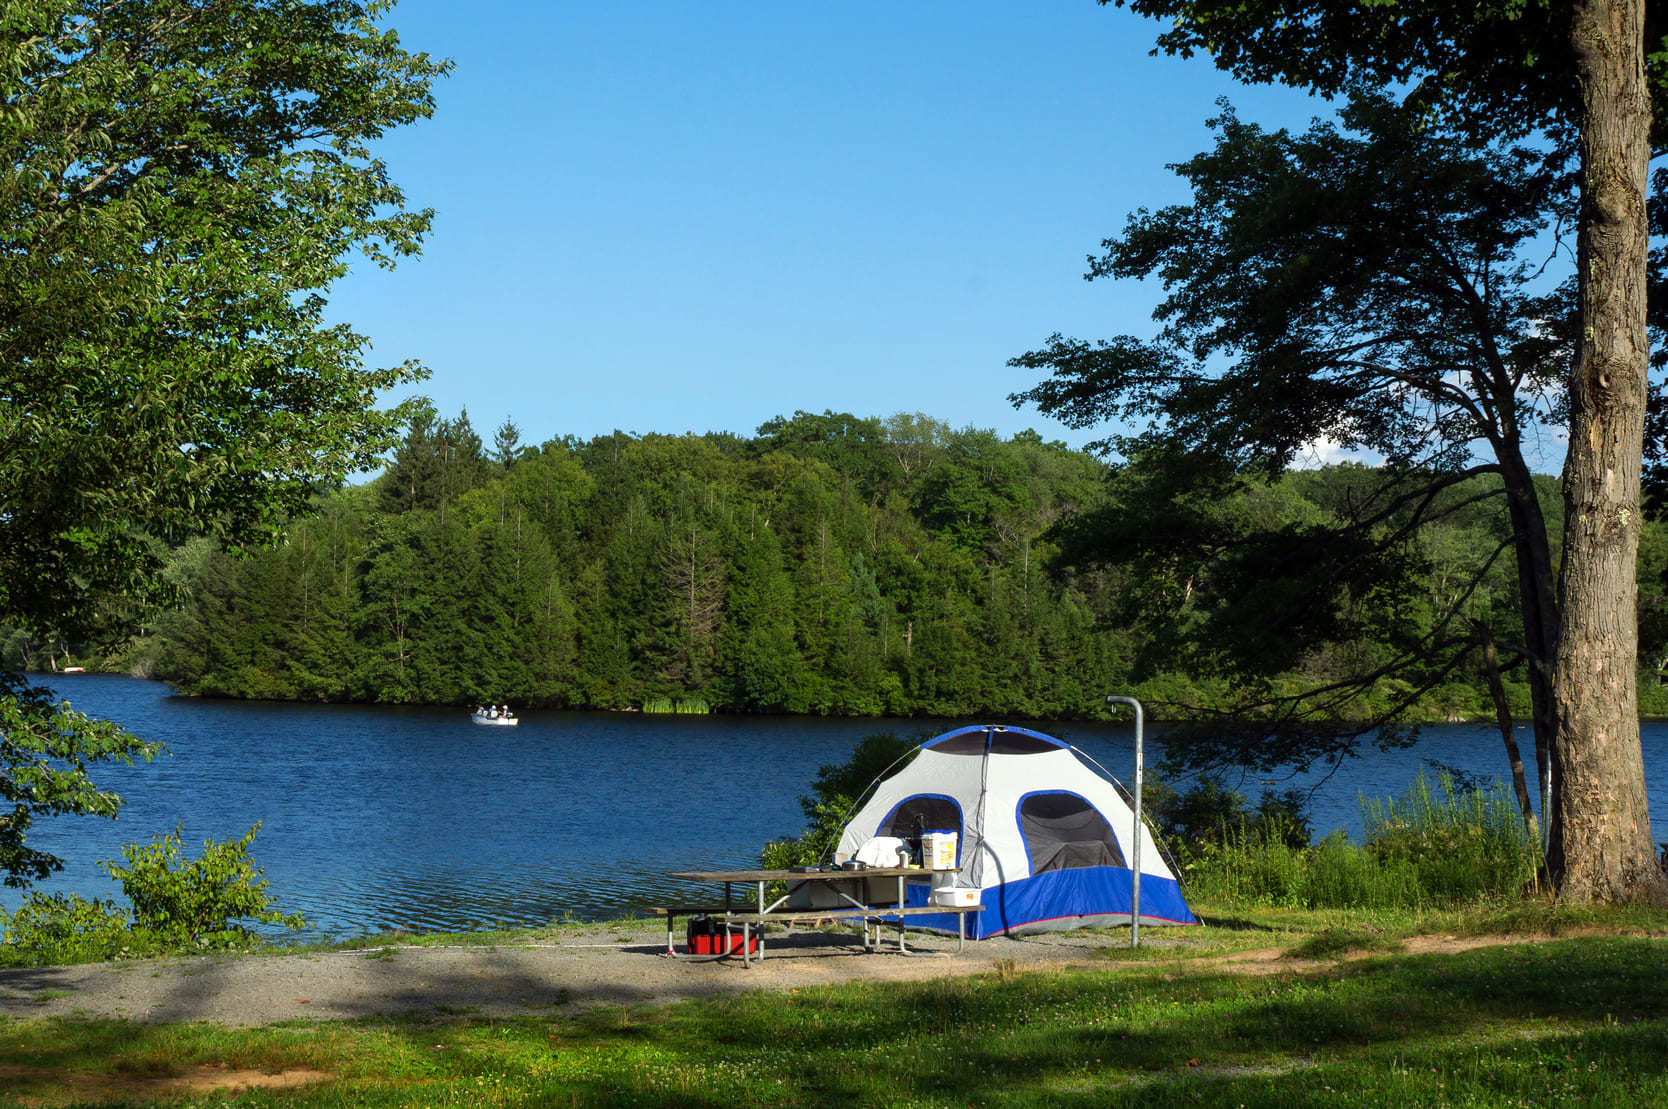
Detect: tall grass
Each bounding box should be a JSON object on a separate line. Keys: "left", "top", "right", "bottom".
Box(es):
{"left": 1360, "top": 770, "right": 1543, "bottom": 903}
{"left": 1183, "top": 770, "right": 1541, "bottom": 910}
{"left": 641, "top": 696, "right": 711, "bottom": 714}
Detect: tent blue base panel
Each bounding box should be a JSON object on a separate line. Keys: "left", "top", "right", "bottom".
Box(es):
{"left": 902, "top": 866, "right": 1198, "bottom": 939}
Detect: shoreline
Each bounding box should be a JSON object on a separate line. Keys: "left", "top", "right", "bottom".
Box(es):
{"left": 35, "top": 671, "right": 1666, "bottom": 726}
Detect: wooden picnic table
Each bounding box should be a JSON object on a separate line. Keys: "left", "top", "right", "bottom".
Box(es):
{"left": 659, "top": 865, "right": 975, "bottom": 965}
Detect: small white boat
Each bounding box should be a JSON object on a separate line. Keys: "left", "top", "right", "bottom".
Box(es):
{"left": 471, "top": 708, "right": 519, "bottom": 726}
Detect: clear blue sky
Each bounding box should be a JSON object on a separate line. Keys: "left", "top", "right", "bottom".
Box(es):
{"left": 331, "top": 1, "right": 1324, "bottom": 452}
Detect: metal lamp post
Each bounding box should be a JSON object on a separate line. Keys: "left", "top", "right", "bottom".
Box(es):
{"left": 1106, "top": 695, "right": 1143, "bottom": 948}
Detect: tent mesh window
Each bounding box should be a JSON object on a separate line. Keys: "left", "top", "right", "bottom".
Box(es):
{"left": 880, "top": 796, "right": 962, "bottom": 839}
{"left": 1018, "top": 791, "right": 1126, "bottom": 872}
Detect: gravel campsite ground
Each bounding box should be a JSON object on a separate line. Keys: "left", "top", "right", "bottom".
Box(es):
{"left": 0, "top": 919, "right": 1532, "bottom": 1029}
{"left": 0, "top": 921, "right": 1130, "bottom": 1027}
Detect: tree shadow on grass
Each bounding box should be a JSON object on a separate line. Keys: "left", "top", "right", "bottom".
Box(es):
{"left": 1191, "top": 914, "right": 1289, "bottom": 933}
{"left": 5, "top": 937, "right": 1665, "bottom": 1107}
{"left": 559, "top": 936, "right": 1668, "bottom": 1106}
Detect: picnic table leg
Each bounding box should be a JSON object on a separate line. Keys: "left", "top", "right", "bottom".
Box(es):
{"left": 896, "top": 874, "right": 908, "bottom": 954}
{"left": 740, "top": 878, "right": 764, "bottom": 967}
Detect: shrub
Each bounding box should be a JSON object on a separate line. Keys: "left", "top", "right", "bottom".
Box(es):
{"left": 1185, "top": 770, "right": 1543, "bottom": 911}
{"left": 0, "top": 892, "right": 136, "bottom": 967}
{"left": 1304, "top": 831, "right": 1421, "bottom": 909}
{"left": 102, "top": 823, "right": 306, "bottom": 950}
{"left": 1361, "top": 770, "right": 1542, "bottom": 903}
{"left": 1181, "top": 821, "right": 1307, "bottom": 906}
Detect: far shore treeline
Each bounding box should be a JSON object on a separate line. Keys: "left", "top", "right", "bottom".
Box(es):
{"left": 15, "top": 408, "right": 1668, "bottom": 720}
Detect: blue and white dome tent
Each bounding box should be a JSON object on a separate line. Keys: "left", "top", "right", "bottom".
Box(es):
{"left": 833, "top": 724, "right": 1198, "bottom": 938}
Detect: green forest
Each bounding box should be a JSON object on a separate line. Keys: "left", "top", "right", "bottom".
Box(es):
{"left": 13, "top": 406, "right": 1668, "bottom": 723}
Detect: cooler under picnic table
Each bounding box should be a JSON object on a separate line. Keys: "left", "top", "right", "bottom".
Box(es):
{"left": 659, "top": 865, "right": 975, "bottom": 966}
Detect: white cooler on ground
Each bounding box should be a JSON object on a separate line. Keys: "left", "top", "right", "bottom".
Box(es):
{"left": 931, "top": 886, "right": 979, "bottom": 907}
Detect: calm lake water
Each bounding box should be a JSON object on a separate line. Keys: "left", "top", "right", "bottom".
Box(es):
{"left": 7, "top": 676, "right": 1666, "bottom": 942}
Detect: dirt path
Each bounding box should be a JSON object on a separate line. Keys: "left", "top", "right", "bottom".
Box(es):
{"left": 0, "top": 923, "right": 1560, "bottom": 1030}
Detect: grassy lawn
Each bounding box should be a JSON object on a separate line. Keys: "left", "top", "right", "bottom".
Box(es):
{"left": 2, "top": 904, "right": 1665, "bottom": 1108}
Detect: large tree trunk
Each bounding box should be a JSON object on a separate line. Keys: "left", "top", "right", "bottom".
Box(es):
{"left": 1550, "top": 0, "right": 1667, "bottom": 903}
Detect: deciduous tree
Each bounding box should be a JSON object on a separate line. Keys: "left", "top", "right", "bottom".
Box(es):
{"left": 1055, "top": 0, "right": 1666, "bottom": 901}
{"left": 1015, "top": 92, "right": 1569, "bottom": 763}
{"left": 0, "top": 0, "right": 445, "bottom": 884}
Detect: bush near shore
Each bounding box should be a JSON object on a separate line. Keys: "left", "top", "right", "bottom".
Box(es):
{"left": 1175, "top": 771, "right": 1546, "bottom": 911}
{"left": 0, "top": 824, "right": 304, "bottom": 968}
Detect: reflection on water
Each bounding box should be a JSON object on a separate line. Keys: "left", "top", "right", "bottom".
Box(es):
{"left": 7, "top": 676, "right": 1666, "bottom": 942}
